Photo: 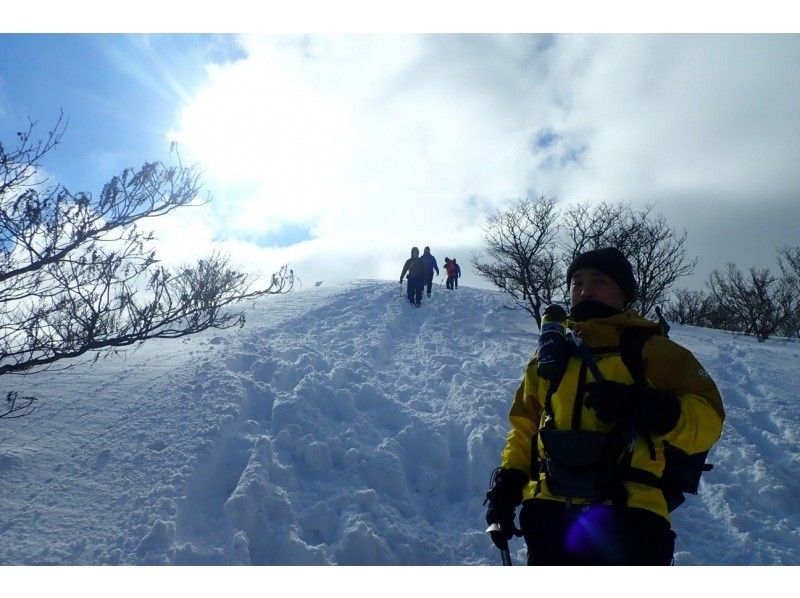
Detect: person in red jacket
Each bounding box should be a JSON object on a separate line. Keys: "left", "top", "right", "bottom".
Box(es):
{"left": 443, "top": 257, "right": 458, "bottom": 290}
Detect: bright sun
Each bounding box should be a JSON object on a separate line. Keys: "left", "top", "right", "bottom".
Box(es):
{"left": 170, "top": 56, "right": 353, "bottom": 232}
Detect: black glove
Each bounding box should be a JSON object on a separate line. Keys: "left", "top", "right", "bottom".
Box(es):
{"left": 484, "top": 467, "right": 527, "bottom": 548}
{"left": 584, "top": 380, "right": 680, "bottom": 435}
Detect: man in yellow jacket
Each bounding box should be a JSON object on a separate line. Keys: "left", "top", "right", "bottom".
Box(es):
{"left": 485, "top": 247, "right": 724, "bottom": 565}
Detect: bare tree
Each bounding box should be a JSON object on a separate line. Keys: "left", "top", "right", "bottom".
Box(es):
{"left": 562, "top": 202, "right": 696, "bottom": 317}
{"left": 664, "top": 287, "right": 737, "bottom": 330}
{"left": 707, "top": 263, "right": 796, "bottom": 342}
{"left": 777, "top": 246, "right": 800, "bottom": 338}
{"left": 665, "top": 289, "right": 713, "bottom": 326}
{"left": 626, "top": 209, "right": 697, "bottom": 317}
{"left": 0, "top": 114, "right": 293, "bottom": 419}
{"left": 778, "top": 246, "right": 800, "bottom": 279}
{"left": 472, "top": 195, "right": 562, "bottom": 328}
{"left": 561, "top": 201, "right": 640, "bottom": 261}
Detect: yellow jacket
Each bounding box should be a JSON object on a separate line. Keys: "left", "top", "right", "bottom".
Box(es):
{"left": 500, "top": 309, "right": 725, "bottom": 522}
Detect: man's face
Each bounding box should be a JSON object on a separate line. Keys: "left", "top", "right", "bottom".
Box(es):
{"left": 569, "top": 268, "right": 626, "bottom": 310}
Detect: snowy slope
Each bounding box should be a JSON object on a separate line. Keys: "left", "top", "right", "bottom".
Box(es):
{"left": 1, "top": 280, "right": 798, "bottom": 565}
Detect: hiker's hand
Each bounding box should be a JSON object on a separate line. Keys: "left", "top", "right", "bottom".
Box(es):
{"left": 584, "top": 381, "right": 637, "bottom": 426}
{"left": 639, "top": 387, "right": 680, "bottom": 434}
{"left": 486, "top": 507, "right": 518, "bottom": 549}
{"left": 585, "top": 381, "right": 680, "bottom": 434}
{"left": 484, "top": 468, "right": 526, "bottom": 547}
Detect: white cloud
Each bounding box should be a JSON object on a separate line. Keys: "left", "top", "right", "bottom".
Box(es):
{"left": 547, "top": 35, "right": 800, "bottom": 206}
{"left": 164, "top": 34, "right": 800, "bottom": 291}
{"left": 167, "top": 34, "right": 550, "bottom": 280}
{"left": 146, "top": 203, "right": 217, "bottom": 266}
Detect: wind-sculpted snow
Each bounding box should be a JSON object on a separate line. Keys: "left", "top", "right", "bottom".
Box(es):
{"left": 1, "top": 281, "right": 799, "bottom": 564}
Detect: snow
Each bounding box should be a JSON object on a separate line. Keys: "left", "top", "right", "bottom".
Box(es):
{"left": 2, "top": 280, "right": 799, "bottom": 582}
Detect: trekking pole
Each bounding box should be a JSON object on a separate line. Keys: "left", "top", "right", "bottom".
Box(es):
{"left": 485, "top": 524, "right": 513, "bottom": 565}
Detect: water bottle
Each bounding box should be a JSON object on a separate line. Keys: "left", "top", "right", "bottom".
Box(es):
{"left": 537, "top": 304, "right": 568, "bottom": 382}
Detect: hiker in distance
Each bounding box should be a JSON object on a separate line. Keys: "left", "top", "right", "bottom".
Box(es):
{"left": 421, "top": 246, "right": 440, "bottom": 298}
{"left": 444, "top": 257, "right": 457, "bottom": 290}
{"left": 399, "top": 246, "right": 426, "bottom": 307}
{"left": 453, "top": 258, "right": 461, "bottom": 288}
{"left": 484, "top": 247, "right": 725, "bottom": 565}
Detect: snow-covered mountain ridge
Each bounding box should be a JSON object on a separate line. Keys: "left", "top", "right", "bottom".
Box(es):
{"left": 1, "top": 280, "right": 798, "bottom": 565}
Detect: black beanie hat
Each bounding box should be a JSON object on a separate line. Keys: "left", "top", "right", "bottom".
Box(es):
{"left": 566, "top": 247, "right": 637, "bottom": 301}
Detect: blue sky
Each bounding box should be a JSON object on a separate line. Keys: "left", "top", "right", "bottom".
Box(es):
{"left": 2, "top": 31, "right": 800, "bottom": 293}
{"left": 0, "top": 34, "right": 243, "bottom": 193}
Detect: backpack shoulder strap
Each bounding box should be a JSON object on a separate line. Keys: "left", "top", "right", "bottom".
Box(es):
{"left": 619, "top": 324, "right": 714, "bottom": 512}
{"left": 618, "top": 327, "right": 660, "bottom": 386}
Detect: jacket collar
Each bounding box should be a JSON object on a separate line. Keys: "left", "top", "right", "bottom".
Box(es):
{"left": 568, "top": 309, "right": 660, "bottom": 347}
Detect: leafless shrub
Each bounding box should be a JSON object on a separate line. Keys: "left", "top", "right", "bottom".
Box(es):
{"left": 0, "top": 114, "right": 293, "bottom": 419}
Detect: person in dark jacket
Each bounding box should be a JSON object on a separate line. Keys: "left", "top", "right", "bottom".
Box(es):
{"left": 453, "top": 258, "right": 461, "bottom": 288}
{"left": 484, "top": 247, "right": 724, "bottom": 565}
{"left": 399, "top": 246, "right": 426, "bottom": 307}
{"left": 421, "top": 246, "right": 440, "bottom": 297}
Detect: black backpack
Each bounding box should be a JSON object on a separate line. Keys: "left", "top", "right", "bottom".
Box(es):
{"left": 617, "top": 327, "right": 713, "bottom": 511}
{"left": 409, "top": 257, "right": 426, "bottom": 279}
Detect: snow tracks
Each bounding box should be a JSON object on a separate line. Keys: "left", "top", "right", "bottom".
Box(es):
{"left": 669, "top": 327, "right": 800, "bottom": 565}
{"left": 169, "top": 282, "right": 535, "bottom": 564}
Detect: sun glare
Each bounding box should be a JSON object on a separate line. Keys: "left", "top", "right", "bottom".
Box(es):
{"left": 171, "top": 56, "right": 353, "bottom": 234}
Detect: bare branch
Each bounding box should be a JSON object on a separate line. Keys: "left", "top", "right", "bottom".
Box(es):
{"left": 0, "top": 115, "right": 295, "bottom": 418}
{"left": 472, "top": 195, "right": 562, "bottom": 328}
{"left": 561, "top": 202, "right": 695, "bottom": 317}
{"left": 707, "top": 263, "right": 797, "bottom": 341}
